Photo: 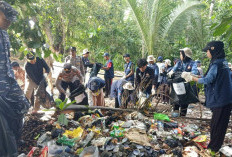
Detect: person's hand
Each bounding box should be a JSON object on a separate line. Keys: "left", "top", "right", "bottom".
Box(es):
{"left": 66, "top": 91, "right": 70, "bottom": 97}
{"left": 122, "top": 75, "right": 126, "bottom": 79}
{"left": 152, "top": 89, "right": 156, "bottom": 95}
{"left": 44, "top": 73, "right": 48, "bottom": 78}
{"left": 181, "top": 72, "right": 192, "bottom": 82}
{"left": 167, "top": 70, "right": 174, "bottom": 78}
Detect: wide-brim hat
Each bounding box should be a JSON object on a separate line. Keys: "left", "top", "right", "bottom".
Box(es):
{"left": 164, "top": 59, "right": 171, "bottom": 66}
{"left": 147, "top": 55, "right": 155, "bottom": 62}
{"left": 123, "top": 82, "right": 134, "bottom": 90}
{"left": 90, "top": 81, "right": 100, "bottom": 91}
{"left": 83, "top": 48, "right": 90, "bottom": 55}
{"left": 180, "top": 47, "right": 192, "bottom": 58}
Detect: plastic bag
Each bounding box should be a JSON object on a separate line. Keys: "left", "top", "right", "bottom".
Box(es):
{"left": 63, "top": 127, "right": 83, "bottom": 139}
{"left": 110, "top": 126, "right": 125, "bottom": 137}
{"left": 168, "top": 72, "right": 199, "bottom": 105}
{"left": 56, "top": 136, "right": 77, "bottom": 147}
{"left": 79, "top": 146, "right": 99, "bottom": 157}
{"left": 154, "top": 113, "right": 170, "bottom": 122}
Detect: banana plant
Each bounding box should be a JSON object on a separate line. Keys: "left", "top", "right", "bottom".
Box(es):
{"left": 55, "top": 98, "right": 76, "bottom": 126}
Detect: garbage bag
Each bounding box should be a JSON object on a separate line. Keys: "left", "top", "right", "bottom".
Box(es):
{"left": 0, "top": 96, "right": 24, "bottom": 157}
{"left": 70, "top": 83, "right": 89, "bottom": 105}
{"left": 90, "top": 63, "right": 102, "bottom": 78}
{"left": 35, "top": 78, "right": 55, "bottom": 109}
{"left": 168, "top": 72, "right": 199, "bottom": 105}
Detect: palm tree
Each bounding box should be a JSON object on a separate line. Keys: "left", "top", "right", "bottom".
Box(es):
{"left": 126, "top": 0, "right": 205, "bottom": 56}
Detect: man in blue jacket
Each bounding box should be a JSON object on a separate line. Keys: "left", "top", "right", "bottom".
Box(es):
{"left": 182, "top": 41, "right": 232, "bottom": 156}
{"left": 123, "top": 53, "right": 134, "bottom": 85}
{"left": 102, "top": 53, "right": 114, "bottom": 98}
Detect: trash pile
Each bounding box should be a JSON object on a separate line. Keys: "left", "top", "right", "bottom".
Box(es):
{"left": 18, "top": 110, "right": 232, "bottom": 157}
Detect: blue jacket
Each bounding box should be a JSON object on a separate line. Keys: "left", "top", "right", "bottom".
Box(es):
{"left": 110, "top": 79, "right": 127, "bottom": 106}
{"left": 104, "top": 59, "right": 114, "bottom": 79}
{"left": 172, "top": 60, "right": 198, "bottom": 75}
{"left": 124, "top": 61, "right": 134, "bottom": 82}
{"left": 160, "top": 66, "right": 173, "bottom": 84}
{"left": 198, "top": 59, "right": 232, "bottom": 108}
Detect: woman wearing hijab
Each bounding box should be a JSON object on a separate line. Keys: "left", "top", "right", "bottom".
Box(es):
{"left": 181, "top": 41, "right": 232, "bottom": 156}
{"left": 168, "top": 47, "right": 198, "bottom": 116}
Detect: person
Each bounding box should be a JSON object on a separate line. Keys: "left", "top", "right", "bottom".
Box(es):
{"left": 87, "top": 77, "right": 105, "bottom": 106}
{"left": 181, "top": 41, "right": 232, "bottom": 156}
{"left": 123, "top": 53, "right": 134, "bottom": 85}
{"left": 55, "top": 63, "right": 83, "bottom": 102}
{"left": 102, "top": 53, "right": 114, "bottom": 98}
{"left": 11, "top": 61, "right": 25, "bottom": 90}
{"left": 159, "top": 59, "right": 172, "bottom": 104}
{"left": 110, "top": 79, "right": 134, "bottom": 108}
{"left": 168, "top": 47, "right": 198, "bottom": 116}
{"left": 82, "top": 48, "right": 93, "bottom": 74}
{"left": 25, "top": 52, "right": 50, "bottom": 113}
{"left": 65, "top": 46, "right": 85, "bottom": 77}
{"left": 0, "top": 2, "right": 29, "bottom": 156}
{"left": 147, "top": 55, "right": 159, "bottom": 94}
{"left": 156, "top": 56, "right": 165, "bottom": 89}
{"left": 196, "top": 60, "right": 204, "bottom": 77}
{"left": 135, "top": 59, "right": 154, "bottom": 97}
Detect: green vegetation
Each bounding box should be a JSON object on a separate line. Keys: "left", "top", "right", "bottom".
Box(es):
{"left": 7, "top": 0, "right": 232, "bottom": 70}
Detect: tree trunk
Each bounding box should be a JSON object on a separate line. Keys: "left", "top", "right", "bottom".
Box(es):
{"left": 209, "top": 0, "right": 215, "bottom": 19}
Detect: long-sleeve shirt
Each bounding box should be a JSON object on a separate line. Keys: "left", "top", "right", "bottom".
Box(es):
{"left": 198, "top": 64, "right": 217, "bottom": 84}
{"left": 172, "top": 60, "right": 198, "bottom": 75}
{"left": 25, "top": 57, "right": 50, "bottom": 85}
{"left": 110, "top": 79, "right": 127, "bottom": 106}
{"left": 135, "top": 66, "right": 154, "bottom": 93}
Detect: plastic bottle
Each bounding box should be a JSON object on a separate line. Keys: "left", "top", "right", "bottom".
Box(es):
{"left": 157, "top": 121, "right": 164, "bottom": 131}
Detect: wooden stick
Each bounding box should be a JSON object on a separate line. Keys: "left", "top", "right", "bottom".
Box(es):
{"left": 61, "top": 105, "right": 137, "bottom": 114}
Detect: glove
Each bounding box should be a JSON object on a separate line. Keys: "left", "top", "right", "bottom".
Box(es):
{"left": 66, "top": 91, "right": 70, "bottom": 97}
{"left": 167, "top": 70, "right": 174, "bottom": 78}
{"left": 44, "top": 73, "right": 48, "bottom": 78}
{"left": 181, "top": 72, "right": 192, "bottom": 82}
{"left": 152, "top": 89, "right": 156, "bottom": 95}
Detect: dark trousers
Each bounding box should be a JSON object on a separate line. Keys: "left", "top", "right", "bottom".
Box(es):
{"left": 59, "top": 81, "right": 77, "bottom": 101}
{"left": 174, "top": 104, "right": 189, "bottom": 116}
{"left": 105, "top": 77, "right": 112, "bottom": 97}
{"left": 115, "top": 97, "right": 119, "bottom": 108}
{"left": 208, "top": 104, "right": 232, "bottom": 152}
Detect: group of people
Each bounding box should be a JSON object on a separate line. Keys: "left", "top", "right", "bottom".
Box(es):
{"left": 0, "top": 1, "right": 232, "bottom": 156}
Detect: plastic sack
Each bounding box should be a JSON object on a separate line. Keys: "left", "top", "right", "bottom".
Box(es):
{"left": 154, "top": 113, "right": 170, "bottom": 122}
{"left": 168, "top": 72, "right": 199, "bottom": 105}
{"left": 79, "top": 146, "right": 99, "bottom": 157}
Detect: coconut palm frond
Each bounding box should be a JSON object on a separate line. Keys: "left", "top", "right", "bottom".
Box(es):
{"left": 162, "top": 0, "right": 206, "bottom": 38}
{"left": 127, "top": 0, "right": 150, "bottom": 51}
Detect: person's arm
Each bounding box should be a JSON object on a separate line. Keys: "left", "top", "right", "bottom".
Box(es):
{"left": 192, "top": 64, "right": 218, "bottom": 84}
{"left": 41, "top": 58, "right": 50, "bottom": 74}
{"left": 80, "top": 58, "right": 85, "bottom": 76}
{"left": 74, "top": 68, "right": 83, "bottom": 83}
{"left": 191, "top": 62, "right": 199, "bottom": 75}
{"left": 135, "top": 68, "right": 140, "bottom": 87}
{"left": 125, "top": 63, "right": 134, "bottom": 78}
{"left": 55, "top": 74, "right": 66, "bottom": 94}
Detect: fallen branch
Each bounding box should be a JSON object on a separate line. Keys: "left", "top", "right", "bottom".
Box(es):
{"left": 62, "top": 105, "right": 137, "bottom": 114}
